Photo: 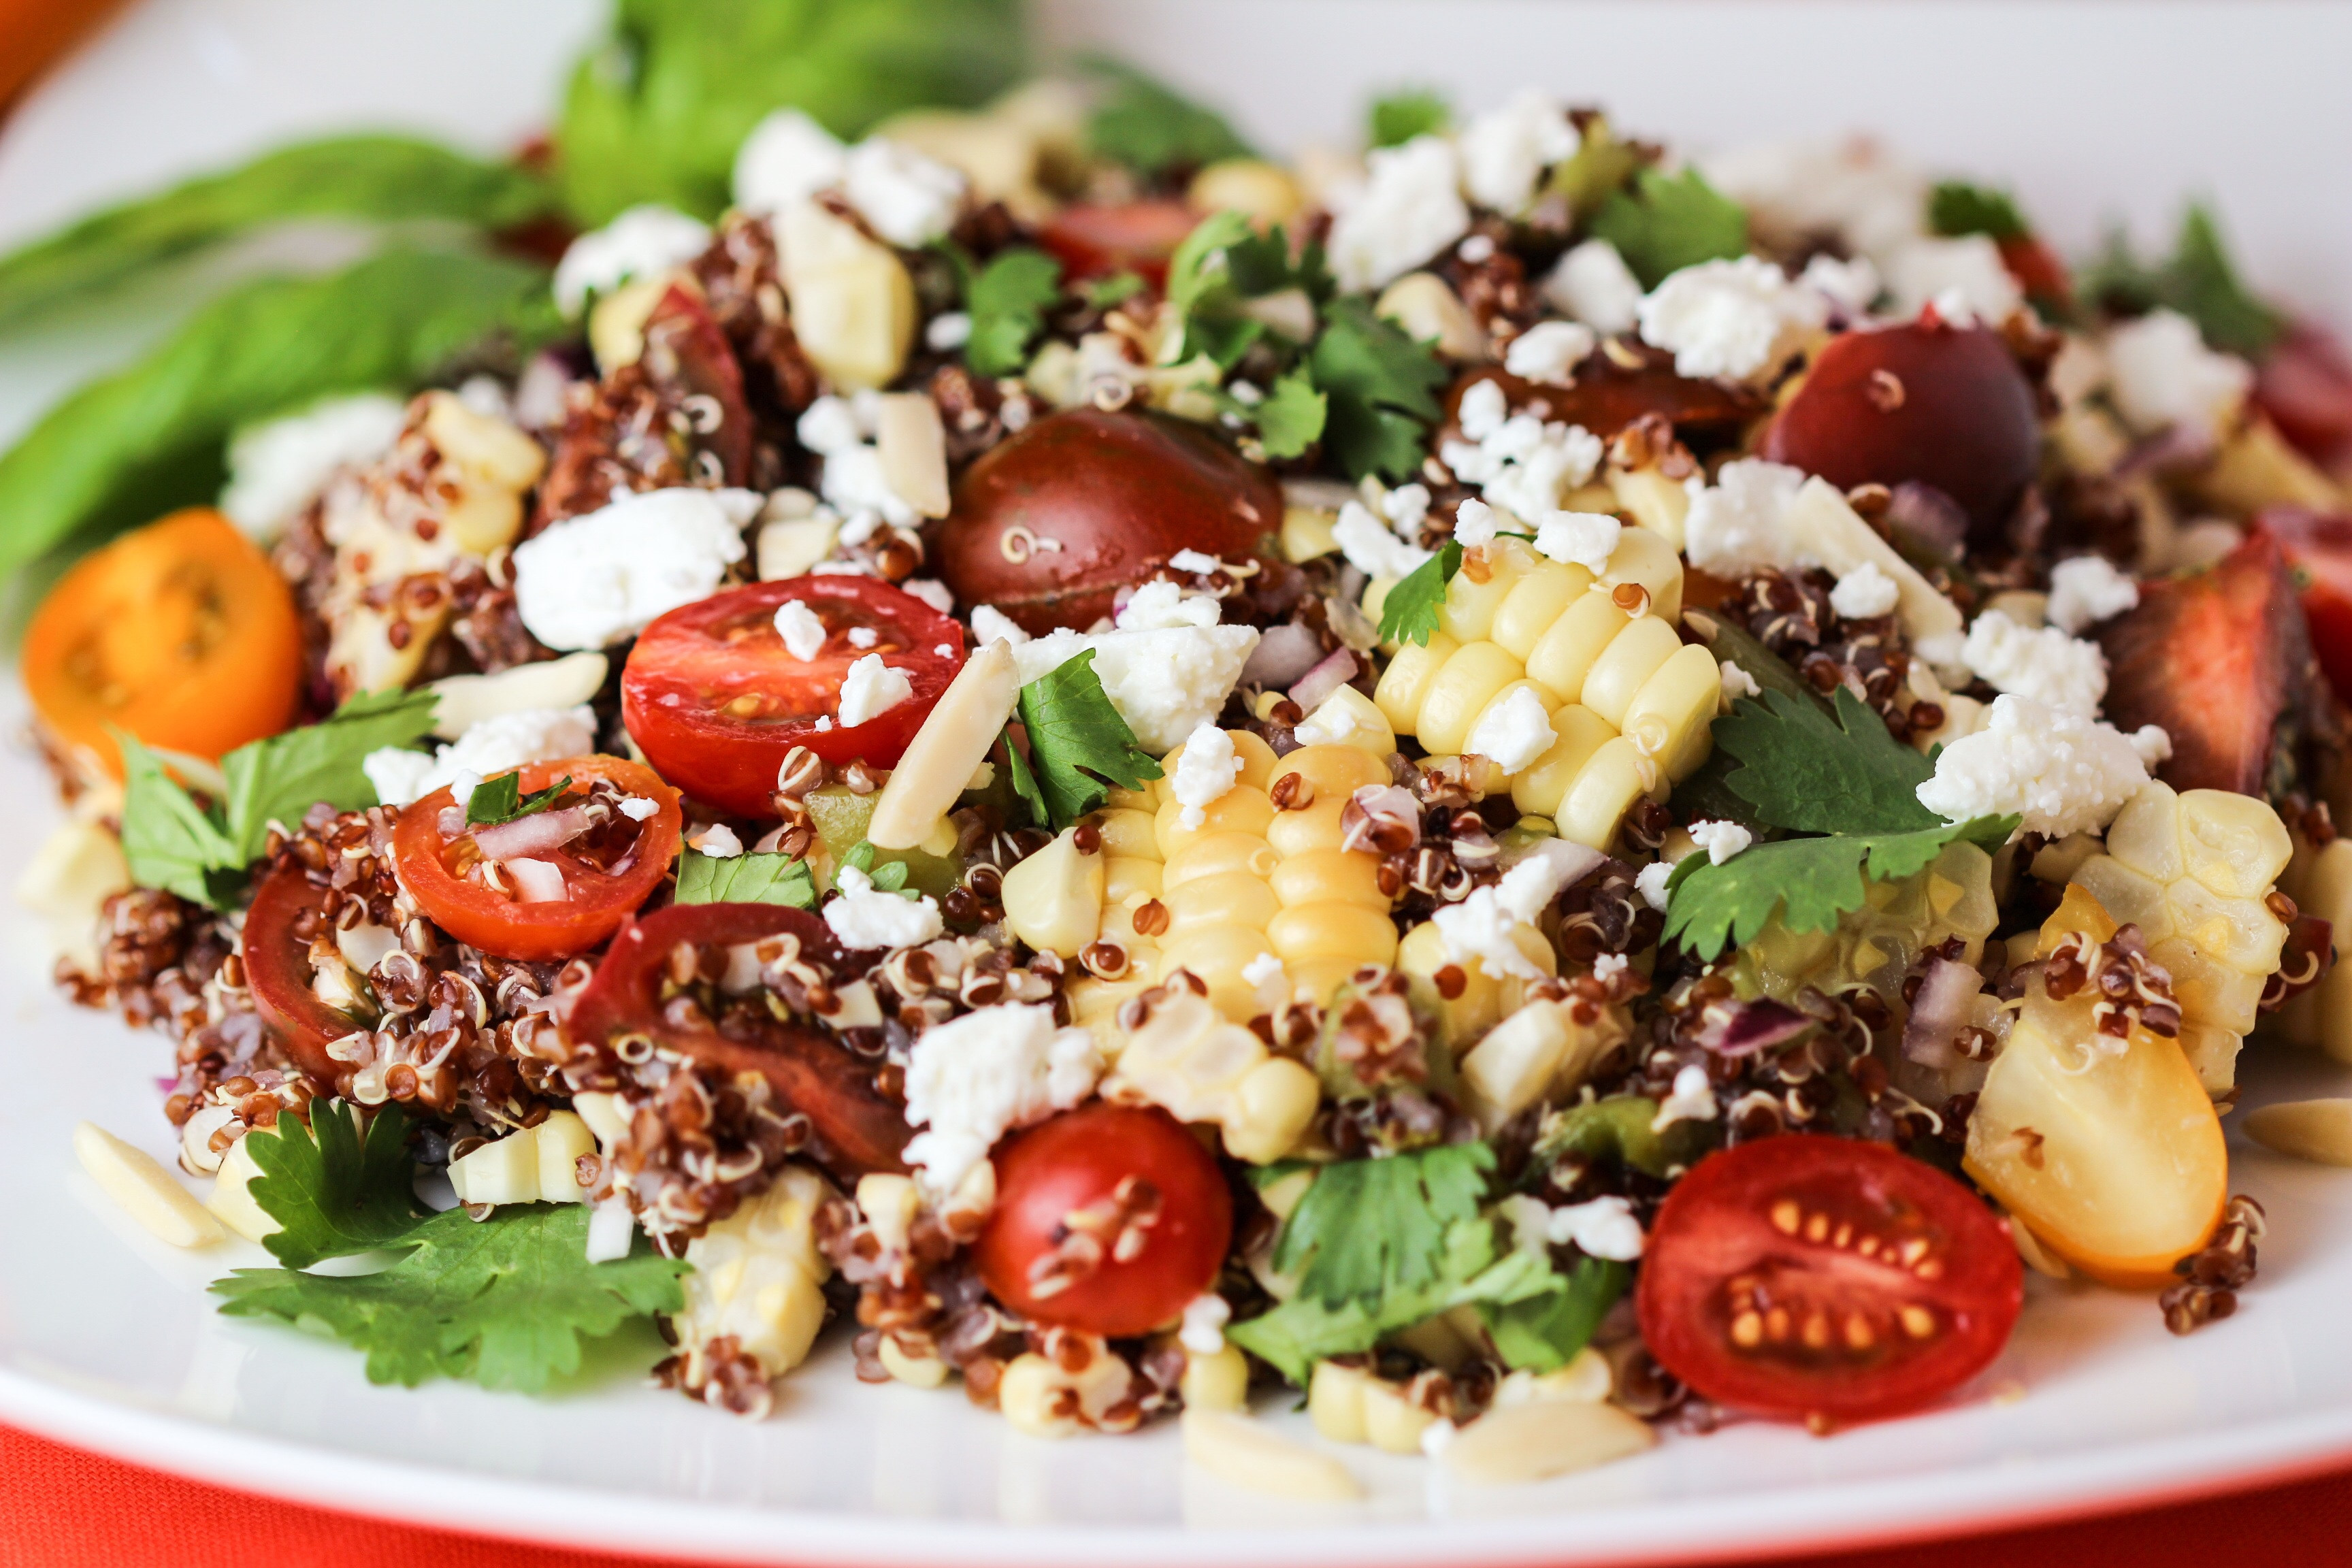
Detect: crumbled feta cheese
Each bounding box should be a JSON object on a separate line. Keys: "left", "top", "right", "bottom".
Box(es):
{"left": 1440, "top": 412, "right": 1603, "bottom": 525}
{"left": 1457, "top": 234, "right": 1495, "bottom": 265}
{"left": 1326, "top": 134, "right": 1470, "bottom": 292}
{"left": 1432, "top": 885, "right": 1541, "bottom": 981}
{"left": 1884, "top": 235, "right": 2021, "bottom": 326}
{"left": 900, "top": 578, "right": 954, "bottom": 614}
{"left": 1687, "top": 819, "right": 1754, "bottom": 866}
{"left": 1503, "top": 319, "right": 1598, "bottom": 385}
{"left": 2131, "top": 725, "right": 2173, "bottom": 768}
{"left": 842, "top": 137, "right": 966, "bottom": 246}
{"left": 732, "top": 108, "right": 847, "bottom": 213}
{"left": 925, "top": 311, "right": 973, "bottom": 351}
{"left": 1548, "top": 1195, "right": 1645, "bottom": 1262}
{"left": 619, "top": 796, "right": 659, "bottom": 822}
{"left": 825, "top": 863, "right": 947, "bottom": 951}
{"left": 1333, "top": 500, "right": 1434, "bottom": 578}
{"left": 1652, "top": 1064, "right": 1719, "bottom": 1131}
{"left": 1914, "top": 695, "right": 2150, "bottom": 838}
{"left": 1179, "top": 1292, "right": 1233, "bottom": 1356}
{"left": 1961, "top": 609, "right": 2108, "bottom": 716}
{"left": 1240, "top": 950, "right": 1291, "bottom": 1009}
{"left": 2046, "top": 555, "right": 2140, "bottom": 634}
{"left": 552, "top": 203, "right": 713, "bottom": 317}
{"left": 971, "top": 604, "right": 1030, "bottom": 646}
{"left": 361, "top": 705, "right": 598, "bottom": 808}
{"left": 796, "top": 394, "right": 868, "bottom": 456}
{"left": 1458, "top": 376, "right": 1509, "bottom": 440}
{"left": 1720, "top": 659, "right": 1762, "bottom": 705}
{"left": 1680, "top": 457, "right": 1806, "bottom": 576}
{"left": 1451, "top": 497, "right": 1500, "bottom": 548}
{"left": 1637, "top": 256, "right": 1828, "bottom": 382}
{"left": 1465, "top": 685, "right": 1557, "bottom": 773}
{"left": 1532, "top": 511, "right": 1621, "bottom": 574}
{"left": 1292, "top": 691, "right": 1377, "bottom": 749}
{"left": 1544, "top": 238, "right": 1645, "bottom": 336}
{"left": 1799, "top": 252, "right": 1882, "bottom": 317}
{"left": 773, "top": 600, "right": 827, "bottom": 660}
{"left": 1169, "top": 549, "right": 1226, "bottom": 574}
{"left": 1011, "top": 626, "right": 1261, "bottom": 753}
{"left": 901, "top": 1001, "right": 1100, "bottom": 1198}
{"left": 1829, "top": 559, "right": 1903, "bottom": 620}
{"left": 1699, "top": 140, "right": 1927, "bottom": 266}
{"left": 690, "top": 824, "right": 745, "bottom": 858}
{"left": 1457, "top": 90, "right": 1578, "bottom": 212}
{"left": 838, "top": 653, "right": 915, "bottom": 728}
{"left": 220, "top": 393, "right": 406, "bottom": 541}
{"left": 1172, "top": 723, "right": 1243, "bottom": 829}
{"left": 848, "top": 626, "right": 879, "bottom": 649}
{"left": 2106, "top": 308, "right": 2253, "bottom": 441}
{"left": 512, "top": 488, "right": 758, "bottom": 650}
{"left": 817, "top": 444, "right": 917, "bottom": 529}
{"left": 1634, "top": 860, "right": 1673, "bottom": 913}
{"left": 1116, "top": 578, "right": 1221, "bottom": 631}
{"left": 1592, "top": 951, "right": 1629, "bottom": 984}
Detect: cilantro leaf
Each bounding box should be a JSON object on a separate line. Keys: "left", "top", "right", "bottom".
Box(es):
{"left": 1586, "top": 167, "right": 1749, "bottom": 289}
{"left": 1480, "top": 1255, "right": 1629, "bottom": 1373}
{"left": 1369, "top": 88, "right": 1450, "bottom": 149}
{"left": 1252, "top": 370, "right": 1328, "bottom": 460}
{"left": 244, "top": 1100, "right": 427, "bottom": 1269}
{"left": 1166, "top": 210, "right": 1257, "bottom": 316}
{"left": 1273, "top": 1142, "right": 1494, "bottom": 1308}
{"left": 1309, "top": 295, "right": 1450, "bottom": 483}
{"left": 116, "top": 734, "right": 242, "bottom": 907}
{"left": 218, "top": 687, "right": 439, "bottom": 858}
{"left": 674, "top": 849, "right": 816, "bottom": 909}
{"left": 466, "top": 772, "right": 572, "bottom": 827}
{"left": 1662, "top": 815, "right": 2019, "bottom": 958}
{"left": 1550, "top": 116, "right": 1642, "bottom": 218}
{"left": 1928, "top": 180, "right": 2029, "bottom": 242}
{"left": 1377, "top": 540, "right": 1462, "bottom": 648}
{"left": 1083, "top": 271, "right": 1145, "bottom": 308}
{"left": 1714, "top": 687, "right": 1940, "bottom": 836}
{"left": 1004, "top": 738, "right": 1051, "bottom": 828}
{"left": 963, "top": 246, "right": 1063, "bottom": 378}
{"left": 2082, "top": 203, "right": 2283, "bottom": 359}
{"left": 1081, "top": 56, "right": 1254, "bottom": 177}
{"left": 1015, "top": 650, "right": 1163, "bottom": 827}
{"left": 213, "top": 1203, "right": 689, "bottom": 1393}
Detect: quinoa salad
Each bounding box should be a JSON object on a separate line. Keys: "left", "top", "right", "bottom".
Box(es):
{"left": 14, "top": 8, "right": 2352, "bottom": 1497}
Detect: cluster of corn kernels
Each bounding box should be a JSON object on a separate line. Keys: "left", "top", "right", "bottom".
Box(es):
{"left": 1371, "top": 529, "right": 1718, "bottom": 849}
{"left": 666, "top": 1164, "right": 836, "bottom": 1411}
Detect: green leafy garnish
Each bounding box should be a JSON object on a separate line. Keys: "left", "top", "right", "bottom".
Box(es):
{"left": 1532, "top": 1095, "right": 1691, "bottom": 1180}
{"left": 675, "top": 850, "right": 817, "bottom": 909}
{"left": 0, "top": 136, "right": 553, "bottom": 333}
{"left": 1480, "top": 1256, "right": 1630, "bottom": 1373}
{"left": 1549, "top": 116, "right": 1642, "bottom": 218}
{"left": 466, "top": 773, "right": 572, "bottom": 827}
{"left": 118, "top": 740, "right": 245, "bottom": 909}
{"left": 1368, "top": 88, "right": 1450, "bottom": 149}
{"left": 1585, "top": 167, "right": 1749, "bottom": 290}
{"left": 961, "top": 246, "right": 1064, "bottom": 378}
{"left": 1927, "top": 180, "right": 2029, "bottom": 242}
{"left": 1080, "top": 56, "right": 1253, "bottom": 178}
{"left": 213, "top": 1204, "right": 689, "bottom": 1393}
{"left": 242, "top": 1100, "right": 427, "bottom": 1269}
{"left": 1166, "top": 210, "right": 1258, "bottom": 316}
{"left": 1714, "top": 687, "right": 1942, "bottom": 836}
{"left": 0, "top": 248, "right": 561, "bottom": 576}
{"left": 1309, "top": 295, "right": 1451, "bottom": 483}
{"left": 1377, "top": 540, "right": 1463, "bottom": 647}
{"left": 1250, "top": 370, "right": 1329, "bottom": 460}
{"left": 1083, "top": 271, "right": 1147, "bottom": 309}
{"left": 2081, "top": 203, "right": 2283, "bottom": 358}
{"left": 1011, "top": 650, "right": 1163, "bottom": 827}
{"left": 840, "top": 840, "right": 916, "bottom": 897}
{"left": 1275, "top": 1143, "right": 1495, "bottom": 1308}
{"left": 1166, "top": 212, "right": 1330, "bottom": 370}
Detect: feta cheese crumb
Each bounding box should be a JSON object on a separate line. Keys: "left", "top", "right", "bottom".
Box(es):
{"left": 901, "top": 1002, "right": 1100, "bottom": 1198}
{"left": 220, "top": 393, "right": 406, "bottom": 541}
{"left": 619, "top": 796, "right": 659, "bottom": 821}
{"left": 849, "top": 626, "right": 879, "bottom": 649}
{"left": 552, "top": 203, "right": 713, "bottom": 317}
{"left": 925, "top": 311, "right": 973, "bottom": 351}
{"left": 1465, "top": 685, "right": 1557, "bottom": 773}
{"left": 1914, "top": 694, "right": 2151, "bottom": 838}
{"left": 1884, "top": 234, "right": 2022, "bottom": 325}
{"left": 1433, "top": 838, "right": 1595, "bottom": 979}
{"left": 1011, "top": 627, "right": 1260, "bottom": 753}
{"left": 1800, "top": 252, "right": 1882, "bottom": 316}
{"left": 825, "top": 863, "right": 947, "bottom": 951}
{"left": 1532, "top": 511, "right": 1622, "bottom": 574}
{"left": 361, "top": 705, "right": 599, "bottom": 808}
{"left": 690, "top": 824, "right": 745, "bottom": 858}
{"left": 1116, "top": 578, "right": 1221, "bottom": 631}
{"left": 1240, "top": 950, "right": 1291, "bottom": 1010}
{"left": 1505, "top": 319, "right": 1599, "bottom": 385}
{"left": 1548, "top": 1195, "right": 1645, "bottom": 1261}
{"left": 1652, "top": 1064, "right": 1719, "bottom": 1131}
{"left": 1169, "top": 549, "right": 1226, "bottom": 574}
{"left": 1457, "top": 90, "right": 1577, "bottom": 213}
{"left": 2106, "top": 308, "right": 2253, "bottom": 442}
{"left": 1179, "top": 1293, "right": 1232, "bottom": 1356}
{"left": 2131, "top": 724, "right": 2174, "bottom": 769}
{"left": 2046, "top": 555, "right": 2140, "bottom": 634}
{"left": 842, "top": 137, "right": 966, "bottom": 246}
{"left": 1326, "top": 135, "right": 1470, "bottom": 292}
{"left": 1333, "top": 499, "right": 1434, "bottom": 578}
{"left": 1293, "top": 691, "right": 1377, "bottom": 749}
{"left": 838, "top": 653, "right": 915, "bottom": 728}
{"left": 1637, "top": 256, "right": 1828, "bottom": 382}
{"left": 971, "top": 604, "right": 1031, "bottom": 646}
{"left": 1440, "top": 412, "right": 1603, "bottom": 524}
{"left": 1592, "top": 951, "right": 1629, "bottom": 984}
{"left": 1961, "top": 609, "right": 2108, "bottom": 716}
{"left": 1457, "top": 376, "right": 1509, "bottom": 440}
{"left": 1687, "top": 819, "right": 1754, "bottom": 865}
{"left": 900, "top": 578, "right": 955, "bottom": 614}
{"left": 732, "top": 109, "right": 847, "bottom": 213}
{"left": 1451, "top": 497, "right": 1500, "bottom": 548}
{"left": 1543, "top": 238, "right": 1643, "bottom": 335}
{"left": 1720, "top": 659, "right": 1762, "bottom": 704}
{"left": 1681, "top": 458, "right": 1806, "bottom": 576}
{"left": 1829, "top": 560, "right": 1903, "bottom": 620}
{"left": 512, "top": 488, "right": 758, "bottom": 650}
{"left": 1172, "top": 723, "right": 1243, "bottom": 829}
{"left": 773, "top": 600, "right": 827, "bottom": 660}
{"left": 1634, "top": 860, "right": 1673, "bottom": 913}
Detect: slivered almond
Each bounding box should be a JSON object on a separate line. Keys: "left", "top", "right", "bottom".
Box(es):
{"left": 75, "top": 1122, "right": 223, "bottom": 1248}
{"left": 2244, "top": 1098, "right": 2352, "bottom": 1166}
{"left": 867, "top": 639, "right": 1020, "bottom": 850}
{"left": 1181, "top": 1408, "right": 1362, "bottom": 1502}
{"left": 876, "top": 393, "right": 951, "bottom": 519}
{"left": 1440, "top": 1399, "right": 1654, "bottom": 1486}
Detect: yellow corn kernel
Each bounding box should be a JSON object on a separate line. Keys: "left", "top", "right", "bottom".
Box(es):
{"left": 1000, "top": 824, "right": 1105, "bottom": 958}
{"left": 1523, "top": 589, "right": 1635, "bottom": 706}
{"left": 1438, "top": 538, "right": 1539, "bottom": 642}
{"left": 1295, "top": 683, "right": 1396, "bottom": 757}
{"left": 1282, "top": 502, "right": 1339, "bottom": 562}
{"left": 1162, "top": 832, "right": 1281, "bottom": 889}
{"left": 1269, "top": 902, "right": 1401, "bottom": 968}
{"left": 1556, "top": 736, "right": 1659, "bottom": 851}
{"left": 1104, "top": 781, "right": 1160, "bottom": 812}
{"left": 1163, "top": 870, "right": 1283, "bottom": 934}
{"left": 1360, "top": 1378, "right": 1439, "bottom": 1454}
{"left": 1490, "top": 559, "right": 1593, "bottom": 659}
{"left": 1227, "top": 729, "right": 1281, "bottom": 791}
{"left": 1155, "top": 787, "right": 1277, "bottom": 859}
{"left": 1095, "top": 807, "right": 1160, "bottom": 860}
{"left": 1510, "top": 703, "right": 1616, "bottom": 818}
{"left": 1416, "top": 641, "right": 1524, "bottom": 754}
{"left": 1308, "top": 1359, "right": 1374, "bottom": 1443}
{"left": 1399, "top": 919, "right": 1555, "bottom": 1044}
{"left": 1598, "top": 525, "right": 1683, "bottom": 621}
{"left": 1271, "top": 740, "right": 1392, "bottom": 800}
{"left": 1374, "top": 632, "right": 1460, "bottom": 732}
{"left": 1620, "top": 641, "right": 1722, "bottom": 781}
{"left": 1271, "top": 847, "right": 1388, "bottom": 911}
{"left": 1181, "top": 1343, "right": 1252, "bottom": 1411}
{"left": 1609, "top": 465, "right": 1693, "bottom": 550}
{"left": 1157, "top": 926, "right": 1279, "bottom": 1016}
{"left": 1264, "top": 798, "right": 1351, "bottom": 858}
{"left": 1578, "top": 613, "right": 1681, "bottom": 728}
{"left": 1102, "top": 855, "right": 1163, "bottom": 905}
{"left": 1228, "top": 1057, "right": 1321, "bottom": 1162}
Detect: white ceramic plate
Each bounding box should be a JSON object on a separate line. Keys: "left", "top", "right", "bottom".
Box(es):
{"left": 7, "top": 3, "right": 2352, "bottom": 1563}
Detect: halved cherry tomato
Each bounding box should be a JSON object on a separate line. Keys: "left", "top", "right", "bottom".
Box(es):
{"left": 1036, "top": 199, "right": 1198, "bottom": 289}
{"left": 244, "top": 866, "right": 373, "bottom": 1085}
{"left": 973, "top": 1102, "right": 1232, "bottom": 1339}
{"left": 621, "top": 577, "right": 965, "bottom": 816}
{"left": 2253, "top": 507, "right": 2352, "bottom": 704}
{"left": 2256, "top": 321, "right": 2352, "bottom": 470}
{"left": 391, "top": 756, "right": 680, "bottom": 962}
{"left": 563, "top": 901, "right": 911, "bottom": 1177}
{"left": 1637, "top": 1136, "right": 2023, "bottom": 1426}
{"left": 1995, "top": 233, "right": 2073, "bottom": 314}
{"left": 24, "top": 508, "right": 302, "bottom": 777}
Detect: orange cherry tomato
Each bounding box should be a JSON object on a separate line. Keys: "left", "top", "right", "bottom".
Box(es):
{"left": 23, "top": 508, "right": 302, "bottom": 777}
{"left": 390, "top": 756, "right": 681, "bottom": 961}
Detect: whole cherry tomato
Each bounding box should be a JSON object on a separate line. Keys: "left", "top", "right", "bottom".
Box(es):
{"left": 973, "top": 1102, "right": 1232, "bottom": 1339}
{"left": 391, "top": 755, "right": 680, "bottom": 962}
{"left": 622, "top": 576, "right": 966, "bottom": 817}
{"left": 243, "top": 866, "right": 374, "bottom": 1085}
{"left": 1036, "top": 200, "right": 1199, "bottom": 289}
{"left": 1636, "top": 1136, "right": 2023, "bottom": 1426}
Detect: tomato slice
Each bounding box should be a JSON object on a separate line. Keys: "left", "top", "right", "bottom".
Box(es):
{"left": 973, "top": 1102, "right": 1232, "bottom": 1339}
{"left": 391, "top": 756, "right": 681, "bottom": 962}
{"left": 2254, "top": 508, "right": 2352, "bottom": 703}
{"left": 1636, "top": 1137, "right": 2023, "bottom": 1425}
{"left": 24, "top": 508, "right": 303, "bottom": 778}
{"left": 562, "top": 901, "right": 911, "bottom": 1177}
{"left": 244, "top": 866, "right": 374, "bottom": 1085}
{"left": 621, "top": 577, "right": 966, "bottom": 817}
{"left": 1036, "top": 200, "right": 1198, "bottom": 289}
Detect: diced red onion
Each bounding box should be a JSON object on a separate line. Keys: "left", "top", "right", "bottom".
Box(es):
{"left": 1693, "top": 996, "right": 1814, "bottom": 1058}
{"left": 471, "top": 805, "right": 591, "bottom": 861}
{"left": 1241, "top": 622, "right": 1328, "bottom": 691}
{"left": 504, "top": 857, "right": 570, "bottom": 904}
{"left": 1288, "top": 647, "right": 1359, "bottom": 713}
{"left": 1902, "top": 955, "right": 1982, "bottom": 1068}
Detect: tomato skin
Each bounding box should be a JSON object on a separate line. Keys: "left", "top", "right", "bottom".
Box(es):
{"left": 1036, "top": 200, "right": 1198, "bottom": 289}
{"left": 622, "top": 577, "right": 966, "bottom": 817}
{"left": 1637, "top": 1136, "right": 2023, "bottom": 1426}
{"left": 391, "top": 756, "right": 680, "bottom": 962}
{"left": 1442, "top": 354, "right": 1765, "bottom": 448}
{"left": 563, "top": 901, "right": 911, "bottom": 1177}
{"left": 2255, "top": 321, "right": 2352, "bottom": 470}
{"left": 973, "top": 1102, "right": 1232, "bottom": 1339}
{"left": 24, "top": 508, "right": 303, "bottom": 778}
{"left": 244, "top": 867, "right": 373, "bottom": 1085}
{"left": 2253, "top": 508, "right": 2352, "bottom": 704}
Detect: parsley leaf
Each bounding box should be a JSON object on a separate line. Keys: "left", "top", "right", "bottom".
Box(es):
{"left": 244, "top": 1100, "right": 426, "bottom": 1269}
{"left": 466, "top": 772, "right": 572, "bottom": 827}
{"left": 1004, "top": 739, "right": 1051, "bottom": 829}
{"left": 1166, "top": 210, "right": 1257, "bottom": 316}
{"left": 1252, "top": 370, "right": 1328, "bottom": 460}
{"left": 1928, "top": 180, "right": 2029, "bottom": 242}
{"left": 1083, "top": 271, "right": 1145, "bottom": 308}
{"left": 2082, "top": 203, "right": 2283, "bottom": 359}
{"left": 1369, "top": 88, "right": 1450, "bottom": 149}
{"left": 117, "top": 736, "right": 243, "bottom": 908}
{"left": 1081, "top": 56, "right": 1253, "bottom": 176}
{"left": 1275, "top": 1143, "right": 1494, "bottom": 1308}
{"left": 1585, "top": 167, "right": 1749, "bottom": 290}
{"left": 1480, "top": 1255, "right": 1630, "bottom": 1373}
{"left": 674, "top": 849, "right": 816, "bottom": 909}
{"left": 1715, "top": 687, "right": 1941, "bottom": 836}
{"left": 1377, "top": 540, "right": 1462, "bottom": 648}
{"left": 962, "top": 246, "right": 1064, "bottom": 378}
{"left": 1014, "top": 649, "right": 1164, "bottom": 828}
{"left": 1309, "top": 295, "right": 1450, "bottom": 483}
{"left": 213, "top": 1204, "right": 689, "bottom": 1393}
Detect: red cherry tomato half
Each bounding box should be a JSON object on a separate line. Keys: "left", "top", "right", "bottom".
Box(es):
{"left": 2257, "top": 323, "right": 2352, "bottom": 470}
{"left": 1636, "top": 1136, "right": 2023, "bottom": 1426}
{"left": 621, "top": 577, "right": 966, "bottom": 817}
{"left": 391, "top": 755, "right": 681, "bottom": 962}
{"left": 2256, "top": 507, "right": 2352, "bottom": 704}
{"left": 973, "top": 1102, "right": 1232, "bottom": 1339}
{"left": 244, "top": 866, "right": 373, "bottom": 1085}
{"left": 563, "top": 900, "right": 911, "bottom": 1177}
{"left": 1036, "top": 199, "right": 1198, "bottom": 289}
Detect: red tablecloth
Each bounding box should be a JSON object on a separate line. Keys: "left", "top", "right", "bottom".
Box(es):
{"left": 1, "top": 1420, "right": 2342, "bottom": 1568}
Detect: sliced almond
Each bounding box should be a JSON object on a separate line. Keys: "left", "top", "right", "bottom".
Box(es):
{"left": 2244, "top": 1098, "right": 2352, "bottom": 1166}
{"left": 1181, "top": 1408, "right": 1363, "bottom": 1502}
{"left": 425, "top": 652, "right": 608, "bottom": 739}
{"left": 1441, "top": 1399, "right": 1655, "bottom": 1486}
{"left": 866, "top": 638, "right": 1020, "bottom": 850}
{"left": 875, "top": 392, "right": 951, "bottom": 519}
{"left": 205, "top": 1128, "right": 280, "bottom": 1243}
{"left": 75, "top": 1122, "right": 223, "bottom": 1248}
